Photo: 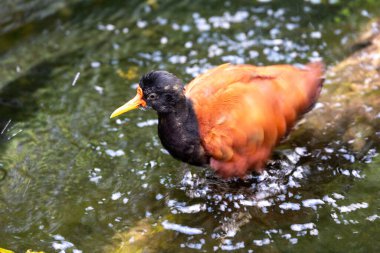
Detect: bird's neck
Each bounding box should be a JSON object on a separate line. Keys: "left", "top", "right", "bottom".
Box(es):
{"left": 157, "top": 98, "right": 208, "bottom": 166}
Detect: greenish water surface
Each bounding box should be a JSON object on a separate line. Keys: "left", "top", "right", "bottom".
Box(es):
{"left": 1, "top": 0, "right": 380, "bottom": 252}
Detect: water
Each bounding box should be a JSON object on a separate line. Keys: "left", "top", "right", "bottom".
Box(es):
{"left": 1, "top": 0, "right": 380, "bottom": 252}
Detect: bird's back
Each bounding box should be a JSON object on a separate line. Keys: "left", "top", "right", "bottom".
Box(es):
{"left": 185, "top": 62, "right": 323, "bottom": 177}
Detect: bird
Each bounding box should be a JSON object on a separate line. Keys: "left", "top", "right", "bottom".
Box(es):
{"left": 110, "top": 62, "right": 324, "bottom": 178}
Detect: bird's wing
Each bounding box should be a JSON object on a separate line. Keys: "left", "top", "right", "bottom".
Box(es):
{"left": 185, "top": 63, "right": 323, "bottom": 177}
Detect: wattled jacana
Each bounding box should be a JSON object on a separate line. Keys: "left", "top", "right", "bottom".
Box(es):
{"left": 110, "top": 62, "right": 324, "bottom": 178}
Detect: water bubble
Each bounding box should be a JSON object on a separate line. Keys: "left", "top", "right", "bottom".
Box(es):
{"left": 168, "top": 55, "right": 187, "bottom": 64}
{"left": 172, "top": 23, "right": 180, "bottom": 30}
{"left": 160, "top": 37, "right": 168, "bottom": 44}
{"left": 367, "top": 214, "right": 380, "bottom": 222}
{"left": 290, "top": 222, "right": 315, "bottom": 232}
{"left": 97, "top": 24, "right": 115, "bottom": 31}
{"left": 105, "top": 149, "right": 125, "bottom": 157}
{"left": 220, "top": 241, "right": 245, "bottom": 250}
{"left": 91, "top": 61, "right": 101, "bottom": 68}
{"left": 208, "top": 45, "right": 224, "bottom": 57}
{"left": 89, "top": 168, "right": 102, "bottom": 184}
{"left": 185, "top": 41, "right": 193, "bottom": 48}
{"left": 338, "top": 202, "right": 369, "bottom": 213}
{"left": 194, "top": 17, "right": 211, "bottom": 32}
{"left": 302, "top": 199, "right": 325, "bottom": 209}
{"left": 161, "top": 220, "right": 203, "bottom": 235}
{"left": 52, "top": 235, "right": 81, "bottom": 252}
{"left": 181, "top": 25, "right": 191, "bottom": 32}
{"left": 279, "top": 202, "right": 301, "bottom": 211}
{"left": 137, "top": 20, "right": 148, "bottom": 28}
{"left": 111, "top": 192, "right": 122, "bottom": 200}
{"left": 253, "top": 238, "right": 270, "bottom": 246}
{"left": 332, "top": 193, "right": 345, "bottom": 200}
{"left": 156, "top": 193, "right": 164, "bottom": 200}
{"left": 310, "top": 31, "right": 322, "bottom": 39}
{"left": 156, "top": 17, "right": 168, "bottom": 25}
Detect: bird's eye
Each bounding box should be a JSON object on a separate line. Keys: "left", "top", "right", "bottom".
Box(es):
{"left": 147, "top": 93, "right": 158, "bottom": 100}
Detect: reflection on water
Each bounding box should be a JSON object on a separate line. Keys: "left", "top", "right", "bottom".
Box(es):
{"left": 1, "top": 0, "right": 380, "bottom": 252}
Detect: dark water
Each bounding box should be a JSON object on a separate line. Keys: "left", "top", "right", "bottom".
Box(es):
{"left": 1, "top": 0, "right": 380, "bottom": 252}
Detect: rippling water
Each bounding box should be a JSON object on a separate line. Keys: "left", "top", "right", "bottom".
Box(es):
{"left": 1, "top": 0, "right": 380, "bottom": 252}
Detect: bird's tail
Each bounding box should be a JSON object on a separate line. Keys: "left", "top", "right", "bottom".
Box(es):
{"left": 302, "top": 61, "right": 324, "bottom": 112}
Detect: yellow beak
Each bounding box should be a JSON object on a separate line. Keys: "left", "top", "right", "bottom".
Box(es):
{"left": 110, "top": 86, "right": 147, "bottom": 118}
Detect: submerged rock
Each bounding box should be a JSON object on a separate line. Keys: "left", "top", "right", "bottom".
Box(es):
{"left": 291, "top": 19, "right": 380, "bottom": 156}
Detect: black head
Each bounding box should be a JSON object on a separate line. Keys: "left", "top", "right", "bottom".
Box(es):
{"left": 139, "top": 71, "right": 185, "bottom": 113}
